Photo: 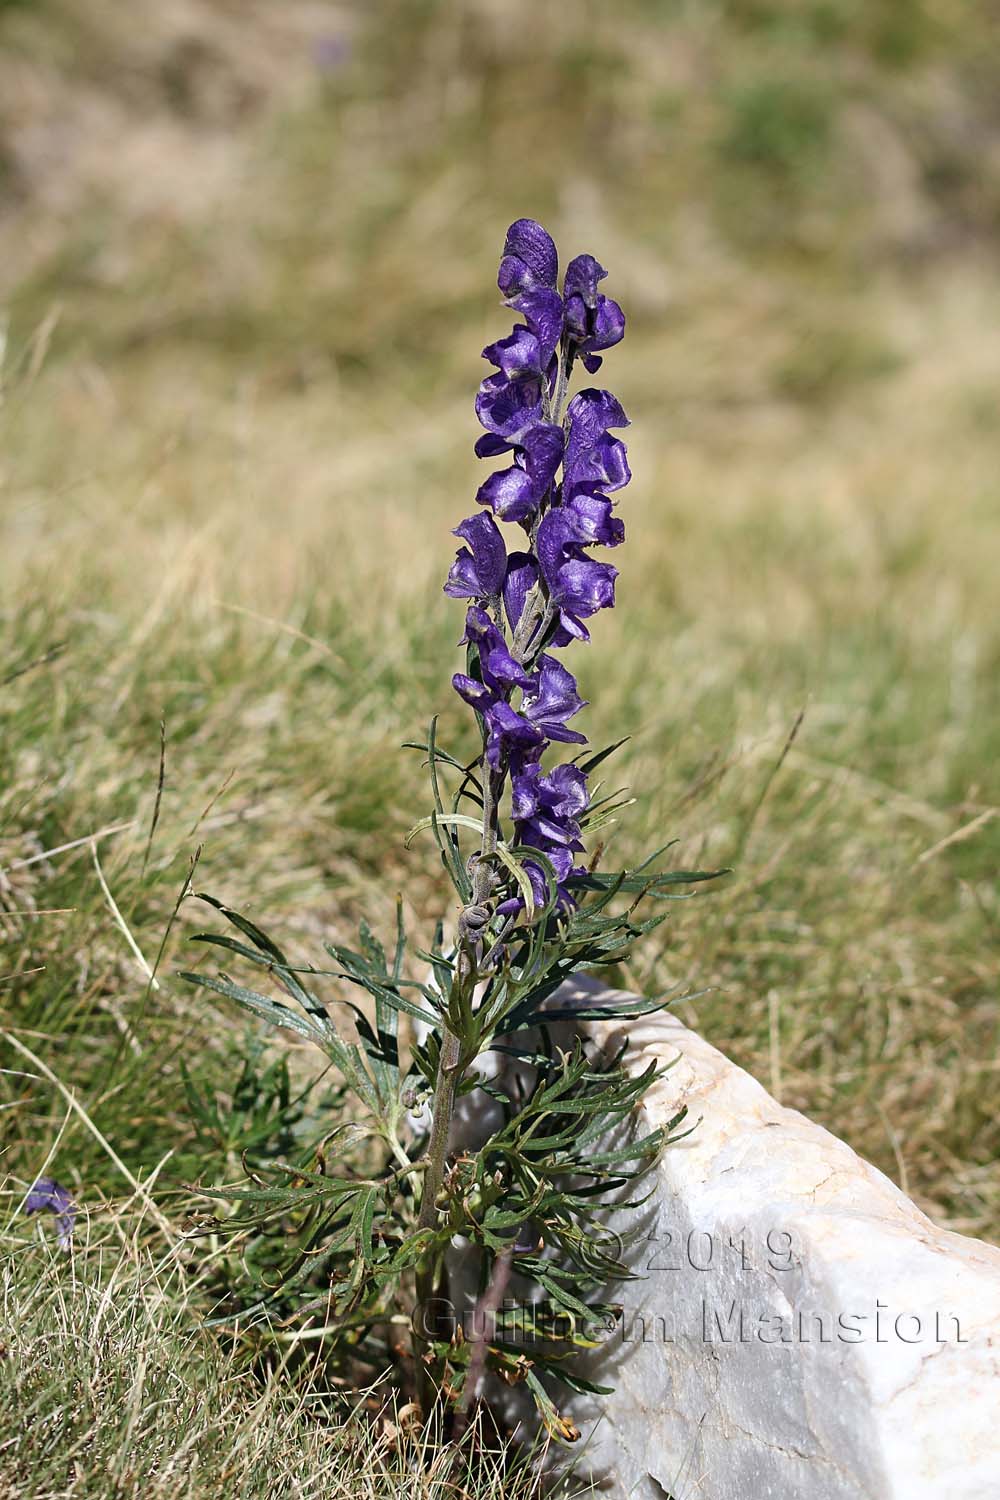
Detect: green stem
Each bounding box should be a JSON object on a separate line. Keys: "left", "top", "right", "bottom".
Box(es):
{"left": 413, "top": 1020, "right": 461, "bottom": 1414}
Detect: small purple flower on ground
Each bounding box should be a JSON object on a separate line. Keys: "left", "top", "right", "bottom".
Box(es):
{"left": 24, "top": 1177, "right": 76, "bottom": 1250}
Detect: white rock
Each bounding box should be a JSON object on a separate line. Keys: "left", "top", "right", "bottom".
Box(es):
{"left": 545, "top": 976, "right": 1000, "bottom": 1500}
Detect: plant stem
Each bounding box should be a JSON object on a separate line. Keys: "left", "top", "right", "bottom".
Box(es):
{"left": 551, "top": 344, "right": 572, "bottom": 426}
{"left": 413, "top": 667, "right": 505, "bottom": 1410}
{"left": 413, "top": 1018, "right": 461, "bottom": 1415}
{"left": 416, "top": 1026, "right": 462, "bottom": 1237}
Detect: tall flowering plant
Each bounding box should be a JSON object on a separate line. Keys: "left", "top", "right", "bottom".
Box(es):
{"left": 182, "top": 221, "right": 720, "bottom": 1441}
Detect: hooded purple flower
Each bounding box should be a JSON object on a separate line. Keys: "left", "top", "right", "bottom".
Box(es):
{"left": 475, "top": 369, "right": 543, "bottom": 442}
{"left": 519, "top": 655, "right": 588, "bottom": 746}
{"left": 563, "top": 255, "right": 625, "bottom": 374}
{"left": 497, "top": 844, "right": 581, "bottom": 916}
{"left": 444, "top": 513, "right": 507, "bottom": 600}
{"left": 497, "top": 219, "right": 558, "bottom": 297}
{"left": 24, "top": 1177, "right": 75, "bottom": 1250}
{"left": 451, "top": 651, "right": 585, "bottom": 771}
{"left": 536, "top": 509, "right": 619, "bottom": 629}
{"left": 475, "top": 290, "right": 565, "bottom": 441}
{"left": 563, "top": 389, "right": 631, "bottom": 501}
{"left": 502, "top": 551, "right": 581, "bottom": 650}
{"left": 476, "top": 423, "right": 564, "bottom": 523}
{"left": 461, "top": 606, "right": 533, "bottom": 694}
{"left": 497, "top": 761, "right": 590, "bottom": 916}
{"left": 451, "top": 676, "right": 545, "bottom": 770}
{"left": 502, "top": 551, "right": 538, "bottom": 637}
{"left": 511, "top": 761, "right": 589, "bottom": 845}
{"left": 507, "top": 288, "right": 564, "bottom": 370}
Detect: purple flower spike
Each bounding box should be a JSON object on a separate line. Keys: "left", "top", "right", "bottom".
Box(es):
{"left": 446, "top": 220, "right": 630, "bottom": 919}
{"left": 24, "top": 1176, "right": 76, "bottom": 1250}
{"left": 497, "top": 219, "right": 559, "bottom": 297}
{"left": 444, "top": 514, "right": 507, "bottom": 600}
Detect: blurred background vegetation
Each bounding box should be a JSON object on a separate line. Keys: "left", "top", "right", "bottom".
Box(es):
{"left": 1, "top": 1, "right": 999, "bottom": 1460}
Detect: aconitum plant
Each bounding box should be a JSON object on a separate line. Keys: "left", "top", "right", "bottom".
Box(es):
{"left": 184, "top": 220, "right": 719, "bottom": 1443}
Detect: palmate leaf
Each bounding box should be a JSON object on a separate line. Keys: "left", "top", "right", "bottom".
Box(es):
{"left": 526, "top": 1353, "right": 616, "bottom": 1398}
{"left": 353, "top": 913, "right": 400, "bottom": 1106}
{"left": 324, "top": 963, "right": 440, "bottom": 1027}
{"left": 181, "top": 903, "right": 427, "bottom": 1126}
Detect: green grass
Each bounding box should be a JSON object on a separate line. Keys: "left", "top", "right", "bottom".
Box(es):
{"left": 1, "top": 0, "right": 999, "bottom": 1491}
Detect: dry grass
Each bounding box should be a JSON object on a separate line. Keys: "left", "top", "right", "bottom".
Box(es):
{"left": 0, "top": 1228, "right": 557, "bottom": 1499}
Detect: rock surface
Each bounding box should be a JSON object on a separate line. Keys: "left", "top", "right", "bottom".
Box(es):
{"left": 547, "top": 977, "right": 1000, "bottom": 1500}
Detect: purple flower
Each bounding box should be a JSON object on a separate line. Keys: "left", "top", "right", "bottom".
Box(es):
{"left": 499, "top": 854, "right": 580, "bottom": 915}
{"left": 451, "top": 652, "right": 586, "bottom": 772}
{"left": 513, "top": 761, "right": 590, "bottom": 911}
{"left": 563, "top": 389, "right": 631, "bottom": 501}
{"left": 475, "top": 291, "right": 565, "bottom": 443}
{"left": 502, "top": 552, "right": 585, "bottom": 651}
{"left": 481, "top": 324, "right": 546, "bottom": 382}
{"left": 461, "top": 606, "right": 533, "bottom": 694}
{"left": 24, "top": 1176, "right": 75, "bottom": 1250}
{"left": 497, "top": 844, "right": 580, "bottom": 916}
{"left": 511, "top": 761, "right": 589, "bottom": 829}
{"left": 444, "top": 514, "right": 507, "bottom": 600}
{"left": 519, "top": 655, "right": 587, "bottom": 746}
{"left": 502, "top": 551, "right": 539, "bottom": 636}
{"left": 511, "top": 761, "right": 589, "bottom": 856}
{"left": 451, "top": 676, "right": 545, "bottom": 770}
{"left": 498, "top": 762, "right": 589, "bottom": 914}
{"left": 561, "top": 494, "right": 625, "bottom": 548}
{"left": 563, "top": 255, "right": 625, "bottom": 374}
{"left": 506, "top": 288, "right": 564, "bottom": 370}
{"left": 537, "top": 510, "right": 619, "bottom": 626}
{"left": 475, "top": 370, "right": 543, "bottom": 442}
{"left": 476, "top": 424, "right": 564, "bottom": 523}
{"left": 497, "top": 219, "right": 558, "bottom": 297}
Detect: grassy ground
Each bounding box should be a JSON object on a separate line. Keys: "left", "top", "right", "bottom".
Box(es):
{"left": 2, "top": 0, "right": 999, "bottom": 1492}
{"left": 1, "top": 1225, "right": 552, "bottom": 1498}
